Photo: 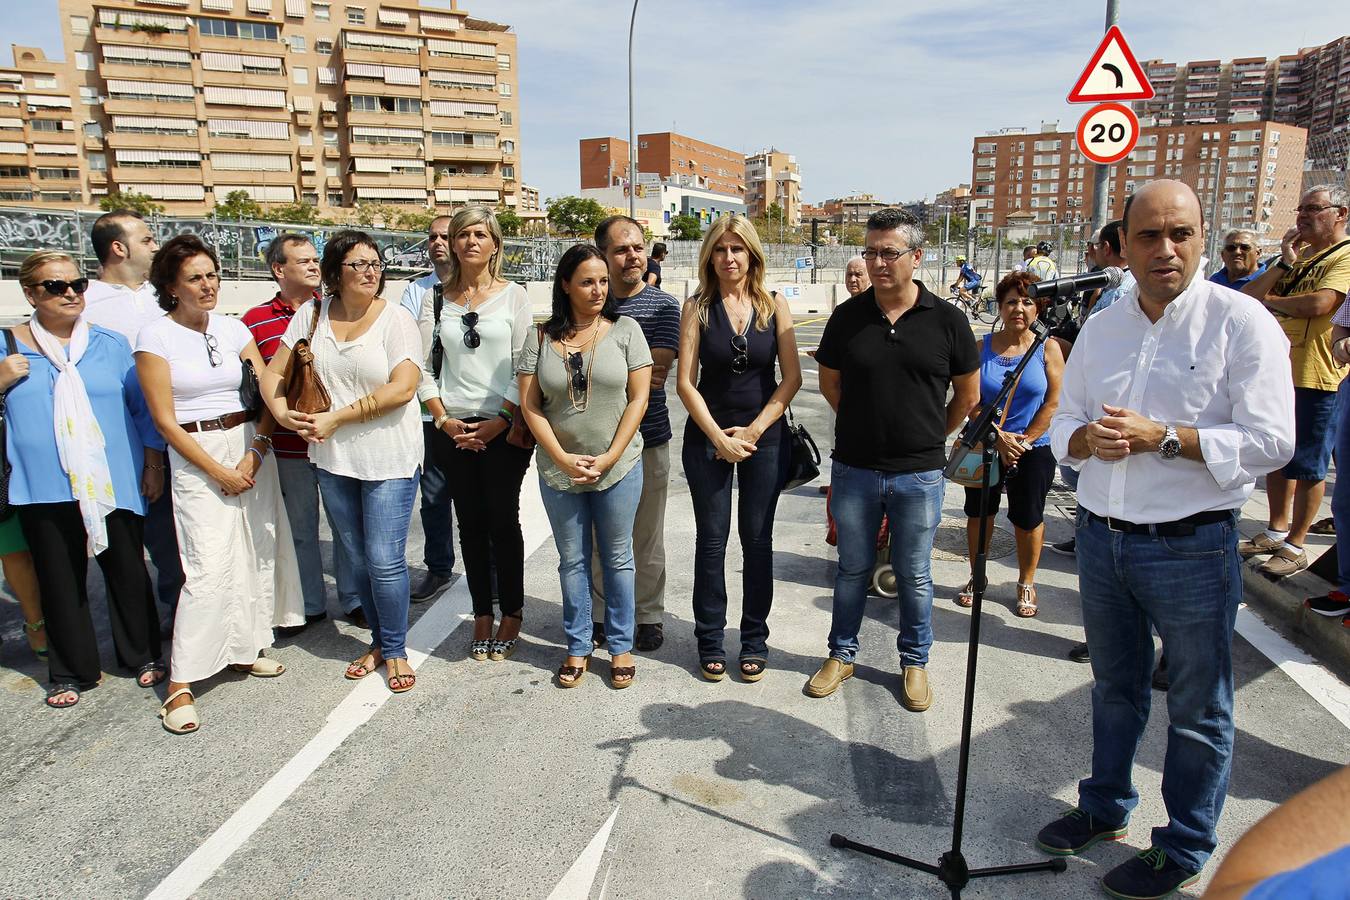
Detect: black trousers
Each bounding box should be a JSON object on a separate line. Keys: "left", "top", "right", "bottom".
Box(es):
{"left": 18, "top": 503, "right": 162, "bottom": 685}
{"left": 431, "top": 424, "right": 530, "bottom": 617}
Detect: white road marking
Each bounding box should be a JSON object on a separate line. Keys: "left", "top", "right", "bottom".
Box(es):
{"left": 546, "top": 806, "right": 620, "bottom": 900}
{"left": 1235, "top": 604, "right": 1350, "bottom": 731}
{"left": 146, "top": 466, "right": 553, "bottom": 900}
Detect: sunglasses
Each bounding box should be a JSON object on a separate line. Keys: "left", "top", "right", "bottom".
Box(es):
{"left": 461, "top": 310, "right": 480, "bottom": 349}
{"left": 730, "top": 333, "right": 750, "bottom": 374}
{"left": 35, "top": 277, "right": 90, "bottom": 296}
{"left": 1223, "top": 243, "right": 1254, "bottom": 253}
{"left": 203, "top": 332, "right": 222, "bottom": 368}
{"left": 567, "top": 351, "right": 587, "bottom": 392}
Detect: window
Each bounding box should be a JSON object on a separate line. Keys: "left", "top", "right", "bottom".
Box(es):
{"left": 501, "top": 140, "right": 514, "bottom": 153}
{"left": 314, "top": 3, "right": 330, "bottom": 20}
{"left": 0, "top": 190, "right": 34, "bottom": 201}
{"left": 75, "top": 52, "right": 94, "bottom": 71}
{"left": 498, "top": 54, "right": 510, "bottom": 70}
{"left": 37, "top": 167, "right": 80, "bottom": 180}
{"left": 498, "top": 82, "right": 511, "bottom": 97}
{"left": 430, "top": 130, "right": 494, "bottom": 148}
{"left": 70, "top": 15, "right": 90, "bottom": 34}
{"left": 289, "top": 67, "right": 307, "bottom": 84}
{"left": 347, "top": 6, "right": 365, "bottom": 24}
{"left": 196, "top": 18, "right": 279, "bottom": 40}
{"left": 349, "top": 95, "right": 420, "bottom": 114}
{"left": 323, "top": 129, "right": 338, "bottom": 144}
{"left": 290, "top": 36, "right": 306, "bottom": 53}
{"left": 31, "top": 76, "right": 58, "bottom": 90}
{"left": 78, "top": 86, "right": 98, "bottom": 104}
{"left": 598, "top": 143, "right": 606, "bottom": 151}
{"left": 297, "top": 128, "right": 313, "bottom": 145}
{"left": 316, "top": 39, "right": 333, "bottom": 54}
{"left": 318, "top": 67, "right": 336, "bottom": 84}
{"left": 303, "top": 192, "right": 319, "bottom": 204}
{"left": 30, "top": 119, "right": 64, "bottom": 132}
{"left": 324, "top": 162, "right": 339, "bottom": 176}
{"left": 0, "top": 166, "right": 29, "bottom": 178}
{"left": 327, "top": 190, "right": 344, "bottom": 205}
{"left": 501, "top": 111, "right": 512, "bottom": 126}
{"left": 502, "top": 165, "right": 514, "bottom": 180}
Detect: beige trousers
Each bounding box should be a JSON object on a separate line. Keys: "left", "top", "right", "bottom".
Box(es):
{"left": 591, "top": 442, "right": 669, "bottom": 625}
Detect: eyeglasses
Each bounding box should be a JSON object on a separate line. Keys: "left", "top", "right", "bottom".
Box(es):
{"left": 1294, "top": 204, "right": 1341, "bottom": 215}
{"left": 567, "top": 351, "right": 587, "bottom": 392}
{"left": 860, "top": 247, "right": 914, "bottom": 262}
{"left": 1223, "top": 243, "right": 1254, "bottom": 253}
{"left": 35, "top": 277, "right": 90, "bottom": 296}
{"left": 461, "top": 310, "right": 480, "bottom": 349}
{"left": 730, "top": 333, "right": 750, "bottom": 374}
{"left": 203, "top": 332, "right": 221, "bottom": 368}
{"left": 342, "top": 260, "right": 384, "bottom": 273}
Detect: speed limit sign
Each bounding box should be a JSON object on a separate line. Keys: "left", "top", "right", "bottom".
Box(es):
{"left": 1075, "top": 102, "right": 1140, "bottom": 165}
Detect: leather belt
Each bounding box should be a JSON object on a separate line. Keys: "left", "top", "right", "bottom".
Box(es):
{"left": 179, "top": 410, "right": 252, "bottom": 434}
{"left": 1087, "top": 509, "right": 1235, "bottom": 537}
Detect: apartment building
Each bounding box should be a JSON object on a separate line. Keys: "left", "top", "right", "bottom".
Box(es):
{"left": 580, "top": 131, "right": 745, "bottom": 198}
{"left": 15, "top": 0, "right": 521, "bottom": 215}
{"left": 744, "top": 148, "right": 800, "bottom": 226}
{"left": 0, "top": 48, "right": 83, "bottom": 206}
{"left": 799, "top": 193, "right": 895, "bottom": 227}
{"left": 969, "top": 120, "right": 1307, "bottom": 241}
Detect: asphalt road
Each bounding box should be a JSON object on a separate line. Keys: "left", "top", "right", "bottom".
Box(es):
{"left": 2, "top": 313, "right": 1347, "bottom": 899}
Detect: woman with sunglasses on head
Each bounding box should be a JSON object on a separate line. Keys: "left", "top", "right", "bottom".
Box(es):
{"left": 3, "top": 251, "right": 165, "bottom": 708}
{"left": 675, "top": 215, "right": 801, "bottom": 683}
{"left": 136, "top": 235, "right": 303, "bottom": 733}
{"left": 416, "top": 206, "right": 533, "bottom": 661}
{"left": 518, "top": 244, "right": 652, "bottom": 689}
{"left": 261, "top": 231, "right": 423, "bottom": 694}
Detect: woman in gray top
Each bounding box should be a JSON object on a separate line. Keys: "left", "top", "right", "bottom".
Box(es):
{"left": 518, "top": 244, "right": 652, "bottom": 689}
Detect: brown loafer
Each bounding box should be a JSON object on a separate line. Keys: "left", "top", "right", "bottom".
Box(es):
{"left": 1238, "top": 533, "right": 1284, "bottom": 559}
{"left": 901, "top": 665, "right": 932, "bottom": 712}
{"left": 1258, "top": 545, "right": 1309, "bottom": 578}
{"left": 805, "top": 657, "right": 854, "bottom": 698}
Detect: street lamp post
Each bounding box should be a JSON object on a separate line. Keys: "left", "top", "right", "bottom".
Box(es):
{"left": 627, "top": 0, "right": 640, "bottom": 219}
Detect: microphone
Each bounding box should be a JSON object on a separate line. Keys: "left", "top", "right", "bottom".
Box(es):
{"left": 1028, "top": 266, "right": 1124, "bottom": 300}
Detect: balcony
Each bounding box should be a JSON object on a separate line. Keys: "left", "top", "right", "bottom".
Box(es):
{"left": 426, "top": 143, "right": 500, "bottom": 163}
{"left": 93, "top": 27, "right": 191, "bottom": 50}
{"left": 106, "top": 132, "right": 201, "bottom": 151}
{"left": 109, "top": 164, "right": 206, "bottom": 183}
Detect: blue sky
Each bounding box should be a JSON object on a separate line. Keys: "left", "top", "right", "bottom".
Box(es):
{"left": 13, "top": 1, "right": 1350, "bottom": 204}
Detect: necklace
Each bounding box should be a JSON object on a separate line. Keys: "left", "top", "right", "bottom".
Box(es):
{"left": 563, "top": 319, "right": 600, "bottom": 412}
{"left": 724, "top": 296, "right": 752, "bottom": 334}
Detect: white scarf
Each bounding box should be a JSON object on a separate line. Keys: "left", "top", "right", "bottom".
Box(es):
{"left": 29, "top": 316, "right": 116, "bottom": 556}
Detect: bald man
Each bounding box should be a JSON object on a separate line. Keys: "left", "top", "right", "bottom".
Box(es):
{"left": 1039, "top": 180, "right": 1294, "bottom": 899}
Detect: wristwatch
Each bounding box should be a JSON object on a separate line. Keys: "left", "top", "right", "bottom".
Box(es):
{"left": 1158, "top": 425, "right": 1182, "bottom": 460}
{"left": 1274, "top": 259, "right": 1294, "bottom": 272}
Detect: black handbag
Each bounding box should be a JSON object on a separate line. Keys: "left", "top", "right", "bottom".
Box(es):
{"left": 782, "top": 406, "right": 821, "bottom": 490}
{"left": 239, "top": 358, "right": 263, "bottom": 421}
{"left": 0, "top": 328, "right": 18, "bottom": 521}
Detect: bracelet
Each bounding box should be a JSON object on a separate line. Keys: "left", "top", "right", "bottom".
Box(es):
{"left": 253, "top": 433, "right": 273, "bottom": 447}
{"left": 498, "top": 408, "right": 513, "bottom": 424}
{"left": 1275, "top": 259, "right": 1294, "bottom": 272}
{"left": 435, "top": 412, "right": 452, "bottom": 429}
{"left": 247, "top": 447, "right": 265, "bottom": 465}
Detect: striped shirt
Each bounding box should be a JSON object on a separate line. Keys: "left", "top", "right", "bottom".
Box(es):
{"left": 242, "top": 293, "right": 319, "bottom": 458}
{"left": 612, "top": 285, "right": 681, "bottom": 446}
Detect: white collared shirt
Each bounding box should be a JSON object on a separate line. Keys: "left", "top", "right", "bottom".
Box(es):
{"left": 81, "top": 278, "right": 165, "bottom": 345}
{"left": 1050, "top": 274, "right": 1294, "bottom": 523}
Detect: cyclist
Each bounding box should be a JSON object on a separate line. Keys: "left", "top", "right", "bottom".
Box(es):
{"left": 1026, "top": 240, "right": 1059, "bottom": 282}
{"left": 950, "top": 255, "right": 983, "bottom": 305}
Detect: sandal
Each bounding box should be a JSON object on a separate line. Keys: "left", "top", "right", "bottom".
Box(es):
{"left": 557, "top": 656, "right": 589, "bottom": 688}
{"left": 25, "top": 618, "right": 47, "bottom": 659}
{"left": 45, "top": 682, "right": 84, "bottom": 709}
{"left": 470, "top": 614, "right": 493, "bottom": 661}
{"left": 136, "top": 661, "right": 168, "bottom": 688}
{"left": 956, "top": 579, "right": 975, "bottom": 608}
{"left": 344, "top": 650, "right": 381, "bottom": 680}
{"left": 1015, "top": 583, "right": 1039, "bottom": 618}
{"left": 700, "top": 659, "right": 727, "bottom": 682}
{"left": 230, "top": 655, "right": 285, "bottom": 678}
{"left": 158, "top": 687, "right": 199, "bottom": 734}
{"left": 739, "top": 657, "right": 768, "bottom": 683}
{"left": 610, "top": 654, "right": 635, "bottom": 690}
{"left": 386, "top": 658, "right": 416, "bottom": 694}
{"left": 490, "top": 611, "right": 522, "bottom": 662}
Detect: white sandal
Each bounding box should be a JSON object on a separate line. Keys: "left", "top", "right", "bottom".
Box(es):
{"left": 158, "top": 687, "right": 200, "bottom": 735}
{"left": 232, "top": 655, "right": 286, "bottom": 678}
{"left": 1015, "top": 583, "right": 1039, "bottom": 618}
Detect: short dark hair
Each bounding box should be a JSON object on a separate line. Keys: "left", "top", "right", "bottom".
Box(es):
{"left": 995, "top": 270, "right": 1047, "bottom": 314}
{"left": 865, "top": 208, "right": 924, "bottom": 250}
{"left": 265, "top": 233, "right": 315, "bottom": 280}
{"left": 1023, "top": 245, "right": 1037, "bottom": 255}
{"left": 320, "top": 230, "right": 386, "bottom": 299}
{"left": 1099, "top": 220, "right": 1124, "bottom": 257}
{"left": 1121, "top": 193, "right": 1137, "bottom": 235}
{"left": 148, "top": 234, "right": 219, "bottom": 311}
{"left": 545, "top": 243, "right": 617, "bottom": 340}
{"left": 91, "top": 210, "right": 144, "bottom": 265}
{"left": 594, "top": 215, "right": 643, "bottom": 251}
{"left": 651, "top": 242, "right": 667, "bottom": 258}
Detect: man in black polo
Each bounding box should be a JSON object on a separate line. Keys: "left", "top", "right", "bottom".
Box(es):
{"left": 808, "top": 208, "right": 980, "bottom": 710}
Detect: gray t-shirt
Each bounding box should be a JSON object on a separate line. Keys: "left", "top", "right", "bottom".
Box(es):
{"left": 518, "top": 316, "right": 653, "bottom": 493}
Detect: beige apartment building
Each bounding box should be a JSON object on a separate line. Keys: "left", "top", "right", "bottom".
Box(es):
{"left": 0, "top": 0, "right": 521, "bottom": 216}
{"left": 969, "top": 120, "right": 1307, "bottom": 242}
{"left": 744, "top": 148, "right": 800, "bottom": 226}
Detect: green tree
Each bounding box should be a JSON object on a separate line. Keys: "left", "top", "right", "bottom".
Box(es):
{"left": 214, "top": 190, "right": 264, "bottom": 221}
{"left": 267, "top": 202, "right": 323, "bottom": 225}
{"left": 353, "top": 202, "right": 397, "bottom": 229}
{"left": 668, "top": 214, "right": 702, "bottom": 241}
{"left": 496, "top": 207, "right": 523, "bottom": 237}
{"left": 392, "top": 209, "right": 434, "bottom": 232}
{"left": 545, "top": 195, "right": 607, "bottom": 237}
{"left": 99, "top": 190, "right": 164, "bottom": 216}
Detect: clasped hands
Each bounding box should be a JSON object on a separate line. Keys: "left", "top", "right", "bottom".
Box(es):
{"left": 714, "top": 426, "right": 758, "bottom": 463}
{"left": 281, "top": 409, "right": 342, "bottom": 444}
{"left": 438, "top": 415, "right": 507, "bottom": 452}
{"left": 1084, "top": 404, "right": 1165, "bottom": 461}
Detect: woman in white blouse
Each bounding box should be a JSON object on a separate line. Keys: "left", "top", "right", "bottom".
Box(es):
{"left": 417, "top": 206, "right": 533, "bottom": 662}
{"left": 261, "top": 231, "right": 423, "bottom": 694}
{"left": 136, "top": 235, "right": 304, "bottom": 734}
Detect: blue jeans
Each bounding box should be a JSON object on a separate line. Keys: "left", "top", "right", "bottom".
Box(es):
{"left": 1074, "top": 508, "right": 1241, "bottom": 873}
{"left": 827, "top": 460, "right": 944, "bottom": 666}
{"left": 316, "top": 468, "right": 420, "bottom": 661}
{"left": 143, "top": 486, "right": 185, "bottom": 614}
{"left": 277, "top": 457, "right": 336, "bottom": 617}
{"left": 539, "top": 463, "right": 642, "bottom": 658}
{"left": 1335, "top": 379, "right": 1350, "bottom": 593}
{"left": 683, "top": 435, "right": 788, "bottom": 660}
{"left": 420, "top": 419, "right": 455, "bottom": 576}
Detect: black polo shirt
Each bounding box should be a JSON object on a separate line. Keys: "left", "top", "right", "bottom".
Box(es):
{"left": 816, "top": 283, "right": 979, "bottom": 473}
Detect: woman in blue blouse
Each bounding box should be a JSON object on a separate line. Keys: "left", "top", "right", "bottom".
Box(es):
{"left": 3, "top": 251, "right": 167, "bottom": 708}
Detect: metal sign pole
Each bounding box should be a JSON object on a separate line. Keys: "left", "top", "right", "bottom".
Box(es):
{"left": 1090, "top": 0, "right": 1121, "bottom": 233}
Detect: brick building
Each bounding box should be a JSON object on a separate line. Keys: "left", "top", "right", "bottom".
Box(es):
{"left": 580, "top": 131, "right": 744, "bottom": 198}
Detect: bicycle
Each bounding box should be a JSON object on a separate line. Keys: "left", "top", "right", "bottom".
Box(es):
{"left": 948, "top": 284, "right": 998, "bottom": 324}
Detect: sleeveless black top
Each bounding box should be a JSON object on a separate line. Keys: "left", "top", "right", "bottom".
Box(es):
{"left": 685, "top": 297, "right": 785, "bottom": 445}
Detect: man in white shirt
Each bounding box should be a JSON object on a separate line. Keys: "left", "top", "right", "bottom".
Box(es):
{"left": 81, "top": 211, "right": 184, "bottom": 628}
{"left": 1036, "top": 181, "right": 1294, "bottom": 899}
{"left": 399, "top": 215, "right": 456, "bottom": 602}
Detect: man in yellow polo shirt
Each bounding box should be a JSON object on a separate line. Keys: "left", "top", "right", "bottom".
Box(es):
{"left": 1241, "top": 184, "right": 1350, "bottom": 576}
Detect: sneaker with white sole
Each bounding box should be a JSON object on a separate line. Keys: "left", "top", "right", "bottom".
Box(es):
{"left": 1305, "top": 591, "right": 1350, "bottom": 617}
{"left": 1050, "top": 537, "right": 1076, "bottom": 556}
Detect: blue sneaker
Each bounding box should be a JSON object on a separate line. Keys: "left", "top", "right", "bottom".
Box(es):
{"left": 1035, "top": 807, "right": 1127, "bottom": 856}
{"left": 1102, "top": 847, "right": 1200, "bottom": 899}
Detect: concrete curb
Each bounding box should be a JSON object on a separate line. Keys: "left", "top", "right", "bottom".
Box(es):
{"left": 1239, "top": 558, "right": 1350, "bottom": 683}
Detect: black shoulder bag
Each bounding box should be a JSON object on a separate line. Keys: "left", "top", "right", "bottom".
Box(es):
{"left": 782, "top": 406, "right": 821, "bottom": 491}
{"left": 431, "top": 282, "right": 445, "bottom": 379}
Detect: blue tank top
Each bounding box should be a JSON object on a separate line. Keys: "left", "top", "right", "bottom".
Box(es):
{"left": 979, "top": 334, "right": 1050, "bottom": 447}
{"left": 685, "top": 297, "right": 785, "bottom": 445}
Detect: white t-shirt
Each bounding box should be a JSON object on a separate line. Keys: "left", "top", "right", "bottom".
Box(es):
{"left": 416, "top": 282, "right": 533, "bottom": 418}
{"left": 135, "top": 313, "right": 252, "bottom": 422}
{"left": 281, "top": 298, "right": 423, "bottom": 481}
{"left": 83, "top": 279, "right": 165, "bottom": 345}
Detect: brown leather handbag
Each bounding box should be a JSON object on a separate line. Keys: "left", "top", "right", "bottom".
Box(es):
{"left": 284, "top": 299, "right": 332, "bottom": 414}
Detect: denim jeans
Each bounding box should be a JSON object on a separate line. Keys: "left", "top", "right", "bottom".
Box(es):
{"left": 420, "top": 419, "right": 455, "bottom": 577}
{"left": 275, "top": 456, "right": 331, "bottom": 617}
{"left": 1334, "top": 378, "right": 1350, "bottom": 593}
{"left": 539, "top": 462, "right": 642, "bottom": 658}
{"left": 143, "top": 486, "right": 185, "bottom": 614}
{"left": 1074, "top": 507, "right": 1241, "bottom": 873}
{"left": 827, "top": 460, "right": 945, "bottom": 666}
{"left": 316, "top": 468, "right": 420, "bottom": 661}
{"left": 683, "top": 435, "right": 788, "bottom": 660}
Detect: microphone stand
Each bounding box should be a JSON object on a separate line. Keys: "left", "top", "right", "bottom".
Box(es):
{"left": 829, "top": 315, "right": 1067, "bottom": 898}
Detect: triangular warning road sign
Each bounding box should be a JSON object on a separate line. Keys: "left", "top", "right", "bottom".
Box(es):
{"left": 1067, "top": 25, "right": 1155, "bottom": 103}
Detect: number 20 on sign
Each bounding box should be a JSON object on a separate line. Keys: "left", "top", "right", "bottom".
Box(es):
{"left": 1075, "top": 102, "right": 1140, "bottom": 165}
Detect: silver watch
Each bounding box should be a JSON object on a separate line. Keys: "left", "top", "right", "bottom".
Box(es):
{"left": 1158, "top": 425, "right": 1182, "bottom": 460}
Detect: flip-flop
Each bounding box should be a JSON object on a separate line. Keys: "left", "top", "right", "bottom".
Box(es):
{"left": 136, "top": 661, "right": 168, "bottom": 688}
{"left": 386, "top": 659, "right": 416, "bottom": 694}
{"left": 345, "top": 653, "right": 381, "bottom": 680}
